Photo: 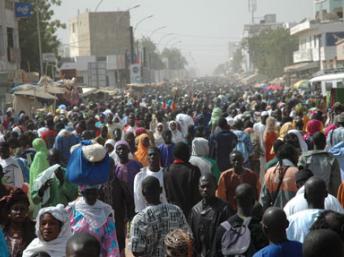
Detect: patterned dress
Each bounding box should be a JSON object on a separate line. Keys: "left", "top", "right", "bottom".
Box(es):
{"left": 66, "top": 205, "right": 120, "bottom": 257}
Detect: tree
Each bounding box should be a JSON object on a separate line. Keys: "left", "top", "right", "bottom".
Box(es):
{"left": 161, "top": 48, "right": 187, "bottom": 70}
{"left": 18, "top": 0, "right": 65, "bottom": 72}
{"left": 140, "top": 37, "right": 165, "bottom": 69}
{"left": 245, "top": 28, "right": 297, "bottom": 79}
{"left": 231, "top": 47, "right": 244, "bottom": 73}
{"left": 213, "top": 63, "right": 228, "bottom": 76}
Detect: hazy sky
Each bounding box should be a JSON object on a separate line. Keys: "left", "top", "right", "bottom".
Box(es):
{"left": 53, "top": 0, "right": 313, "bottom": 75}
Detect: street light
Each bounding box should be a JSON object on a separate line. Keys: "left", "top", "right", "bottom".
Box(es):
{"left": 157, "top": 33, "right": 175, "bottom": 46}
{"left": 95, "top": 0, "right": 104, "bottom": 12}
{"left": 134, "top": 15, "right": 154, "bottom": 32}
{"left": 149, "top": 26, "right": 167, "bottom": 38}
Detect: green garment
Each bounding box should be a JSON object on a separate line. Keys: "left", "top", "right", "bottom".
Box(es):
{"left": 210, "top": 107, "right": 223, "bottom": 129}
{"left": 265, "top": 157, "right": 279, "bottom": 171}
{"left": 204, "top": 157, "right": 221, "bottom": 182}
{"left": 31, "top": 168, "right": 78, "bottom": 207}
{"left": 29, "top": 138, "right": 49, "bottom": 189}
{"left": 29, "top": 138, "right": 49, "bottom": 218}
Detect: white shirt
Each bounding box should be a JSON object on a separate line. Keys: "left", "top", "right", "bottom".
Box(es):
{"left": 287, "top": 209, "right": 323, "bottom": 243}
{"left": 284, "top": 186, "right": 344, "bottom": 217}
{"left": 0, "top": 157, "right": 24, "bottom": 188}
{"left": 133, "top": 167, "right": 167, "bottom": 212}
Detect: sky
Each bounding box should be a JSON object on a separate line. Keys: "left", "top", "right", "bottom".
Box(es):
{"left": 53, "top": 0, "right": 314, "bottom": 76}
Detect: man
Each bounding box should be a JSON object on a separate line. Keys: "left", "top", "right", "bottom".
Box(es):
{"left": 260, "top": 144, "right": 299, "bottom": 209}
{"left": 232, "top": 119, "right": 253, "bottom": 167}
{"left": 66, "top": 233, "right": 101, "bottom": 257}
{"left": 0, "top": 141, "right": 24, "bottom": 188}
{"left": 53, "top": 128, "right": 80, "bottom": 165}
{"left": 189, "top": 174, "right": 233, "bottom": 257}
{"left": 209, "top": 117, "right": 237, "bottom": 172}
{"left": 327, "top": 112, "right": 344, "bottom": 147}
{"left": 130, "top": 176, "right": 190, "bottom": 257}
{"left": 0, "top": 164, "right": 14, "bottom": 199}
{"left": 310, "top": 210, "right": 344, "bottom": 240}
{"left": 217, "top": 151, "right": 260, "bottom": 210}
{"left": 164, "top": 142, "right": 201, "bottom": 217}
{"left": 253, "top": 111, "right": 269, "bottom": 176}
{"left": 298, "top": 132, "right": 340, "bottom": 195}
{"left": 286, "top": 177, "right": 327, "bottom": 243}
{"left": 284, "top": 169, "right": 343, "bottom": 217}
{"left": 213, "top": 184, "right": 268, "bottom": 257}
{"left": 253, "top": 207, "right": 302, "bottom": 257}
{"left": 40, "top": 118, "right": 57, "bottom": 149}
{"left": 303, "top": 229, "right": 344, "bottom": 257}
{"left": 158, "top": 130, "right": 175, "bottom": 168}
{"left": 113, "top": 140, "right": 142, "bottom": 197}
{"left": 133, "top": 146, "right": 167, "bottom": 212}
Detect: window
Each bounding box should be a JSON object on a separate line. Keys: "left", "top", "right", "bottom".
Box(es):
{"left": 7, "top": 27, "right": 14, "bottom": 62}
{"left": 72, "top": 23, "right": 76, "bottom": 33}
{"left": 5, "top": 0, "right": 14, "bottom": 10}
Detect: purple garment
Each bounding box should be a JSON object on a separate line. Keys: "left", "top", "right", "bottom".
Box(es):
{"left": 114, "top": 160, "right": 142, "bottom": 196}
{"left": 158, "top": 143, "right": 175, "bottom": 168}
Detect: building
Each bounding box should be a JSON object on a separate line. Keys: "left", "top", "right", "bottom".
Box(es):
{"left": 288, "top": 20, "right": 344, "bottom": 72}
{"left": 336, "top": 39, "right": 344, "bottom": 67}
{"left": 69, "top": 11, "right": 131, "bottom": 58}
{"left": 67, "top": 11, "right": 131, "bottom": 87}
{"left": 315, "top": 0, "right": 344, "bottom": 20}
{"left": 0, "top": 0, "right": 20, "bottom": 72}
{"left": 0, "top": 0, "right": 20, "bottom": 109}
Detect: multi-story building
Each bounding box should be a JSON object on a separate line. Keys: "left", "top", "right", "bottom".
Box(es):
{"left": 0, "top": 0, "right": 20, "bottom": 72}
{"left": 67, "top": 11, "right": 131, "bottom": 87}
{"left": 69, "top": 11, "right": 131, "bottom": 58}
{"left": 289, "top": 20, "right": 344, "bottom": 71}
{"left": 0, "top": 0, "right": 20, "bottom": 109}
{"left": 315, "top": 0, "right": 344, "bottom": 20}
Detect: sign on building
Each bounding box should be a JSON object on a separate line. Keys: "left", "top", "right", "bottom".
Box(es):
{"left": 15, "top": 3, "right": 33, "bottom": 18}
{"left": 130, "top": 64, "right": 142, "bottom": 84}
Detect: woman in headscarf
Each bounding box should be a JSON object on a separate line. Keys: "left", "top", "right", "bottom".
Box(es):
{"left": 168, "top": 121, "right": 184, "bottom": 144}
{"left": 0, "top": 189, "right": 35, "bottom": 257}
{"left": 305, "top": 119, "right": 323, "bottom": 141}
{"left": 153, "top": 123, "right": 165, "bottom": 146}
{"left": 29, "top": 138, "right": 49, "bottom": 218}
{"left": 287, "top": 129, "right": 308, "bottom": 153}
{"left": 189, "top": 137, "right": 220, "bottom": 181}
{"left": 278, "top": 121, "right": 294, "bottom": 140}
{"left": 263, "top": 117, "right": 278, "bottom": 162}
{"left": 22, "top": 204, "right": 71, "bottom": 257}
{"left": 134, "top": 134, "right": 150, "bottom": 167}
{"left": 66, "top": 186, "right": 120, "bottom": 257}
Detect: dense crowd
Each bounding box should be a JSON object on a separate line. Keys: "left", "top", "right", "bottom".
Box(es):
{"left": 0, "top": 80, "right": 344, "bottom": 257}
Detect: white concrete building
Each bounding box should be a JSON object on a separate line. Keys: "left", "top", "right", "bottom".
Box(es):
{"left": 290, "top": 19, "right": 344, "bottom": 70}
{"left": 0, "top": 0, "right": 20, "bottom": 72}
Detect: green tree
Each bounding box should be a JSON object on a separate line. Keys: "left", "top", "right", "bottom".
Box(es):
{"left": 246, "top": 28, "right": 297, "bottom": 79}
{"left": 18, "top": 0, "right": 65, "bottom": 72}
{"left": 140, "top": 37, "right": 165, "bottom": 69}
{"left": 161, "top": 48, "right": 187, "bottom": 70}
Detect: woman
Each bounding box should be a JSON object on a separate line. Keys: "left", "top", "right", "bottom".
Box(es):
{"left": 134, "top": 134, "right": 150, "bottom": 167}
{"left": 263, "top": 117, "right": 278, "bottom": 162}
{"left": 0, "top": 189, "right": 35, "bottom": 257}
{"left": 164, "top": 229, "right": 193, "bottom": 257}
{"left": 153, "top": 123, "right": 165, "bottom": 146}
{"left": 287, "top": 130, "right": 308, "bottom": 154}
{"left": 168, "top": 121, "right": 184, "bottom": 144}
{"left": 189, "top": 137, "right": 220, "bottom": 181}
{"left": 22, "top": 204, "right": 71, "bottom": 257}
{"left": 66, "top": 186, "right": 120, "bottom": 257}
{"left": 29, "top": 138, "right": 49, "bottom": 218}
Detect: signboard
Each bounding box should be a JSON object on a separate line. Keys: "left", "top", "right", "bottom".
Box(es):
{"left": 130, "top": 64, "right": 142, "bottom": 84}
{"left": 42, "top": 53, "right": 56, "bottom": 63}
{"left": 15, "top": 3, "right": 33, "bottom": 18}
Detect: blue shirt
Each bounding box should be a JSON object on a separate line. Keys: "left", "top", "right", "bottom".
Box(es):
{"left": 253, "top": 240, "right": 303, "bottom": 257}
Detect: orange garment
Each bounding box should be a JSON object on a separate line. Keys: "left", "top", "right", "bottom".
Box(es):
{"left": 135, "top": 134, "right": 150, "bottom": 167}
{"left": 216, "top": 168, "right": 261, "bottom": 210}
{"left": 337, "top": 182, "right": 344, "bottom": 208}
{"left": 264, "top": 131, "right": 277, "bottom": 162}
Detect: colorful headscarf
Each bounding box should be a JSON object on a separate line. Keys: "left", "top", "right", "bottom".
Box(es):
{"left": 306, "top": 119, "right": 322, "bottom": 139}
{"left": 135, "top": 134, "right": 150, "bottom": 167}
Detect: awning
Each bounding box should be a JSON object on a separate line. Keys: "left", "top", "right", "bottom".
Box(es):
{"left": 284, "top": 62, "right": 319, "bottom": 73}
{"left": 14, "top": 88, "right": 57, "bottom": 100}
{"left": 310, "top": 73, "right": 344, "bottom": 83}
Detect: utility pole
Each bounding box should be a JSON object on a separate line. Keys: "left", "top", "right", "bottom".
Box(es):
{"left": 36, "top": 0, "right": 43, "bottom": 75}
{"left": 248, "top": 0, "right": 257, "bottom": 24}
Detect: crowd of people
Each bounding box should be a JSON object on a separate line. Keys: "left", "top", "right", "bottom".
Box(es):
{"left": 0, "top": 80, "right": 344, "bottom": 257}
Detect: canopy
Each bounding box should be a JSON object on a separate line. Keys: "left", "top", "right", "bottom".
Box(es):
{"left": 310, "top": 73, "right": 344, "bottom": 83}
{"left": 14, "top": 88, "right": 57, "bottom": 100}
{"left": 293, "top": 80, "right": 309, "bottom": 89}
{"left": 263, "top": 84, "right": 284, "bottom": 91}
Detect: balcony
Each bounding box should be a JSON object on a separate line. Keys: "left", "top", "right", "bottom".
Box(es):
{"left": 293, "top": 49, "right": 313, "bottom": 63}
